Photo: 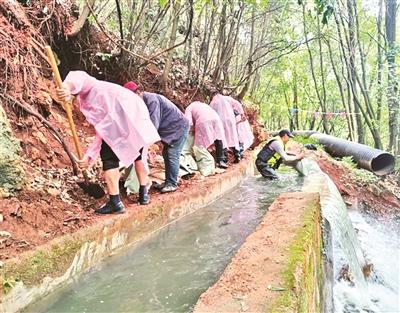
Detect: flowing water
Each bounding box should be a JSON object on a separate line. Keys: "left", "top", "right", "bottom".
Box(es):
{"left": 27, "top": 174, "right": 303, "bottom": 313}
{"left": 302, "top": 159, "right": 399, "bottom": 312}
{"left": 334, "top": 210, "right": 400, "bottom": 313}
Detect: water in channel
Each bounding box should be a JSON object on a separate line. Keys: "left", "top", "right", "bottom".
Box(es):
{"left": 27, "top": 174, "right": 303, "bottom": 313}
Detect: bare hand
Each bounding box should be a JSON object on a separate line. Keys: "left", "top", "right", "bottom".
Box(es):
{"left": 76, "top": 155, "right": 89, "bottom": 170}
{"left": 56, "top": 84, "right": 73, "bottom": 102}
{"left": 297, "top": 152, "right": 305, "bottom": 160}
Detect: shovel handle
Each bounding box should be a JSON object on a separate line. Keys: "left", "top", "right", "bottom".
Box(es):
{"left": 44, "top": 46, "right": 84, "bottom": 160}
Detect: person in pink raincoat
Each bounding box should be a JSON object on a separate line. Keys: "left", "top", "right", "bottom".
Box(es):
{"left": 185, "top": 101, "right": 228, "bottom": 169}
{"left": 226, "top": 96, "right": 254, "bottom": 156}
{"left": 210, "top": 92, "right": 241, "bottom": 163}
{"left": 56, "top": 71, "right": 160, "bottom": 213}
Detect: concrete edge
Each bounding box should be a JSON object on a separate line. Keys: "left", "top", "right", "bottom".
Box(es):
{"left": 192, "top": 192, "right": 323, "bottom": 313}
{"left": 0, "top": 154, "right": 254, "bottom": 313}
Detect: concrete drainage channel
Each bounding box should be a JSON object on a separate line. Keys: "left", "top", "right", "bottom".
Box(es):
{"left": 26, "top": 174, "right": 305, "bottom": 312}
{"left": 1, "top": 156, "right": 253, "bottom": 313}
{"left": 2, "top": 155, "right": 326, "bottom": 313}
{"left": 4, "top": 155, "right": 393, "bottom": 312}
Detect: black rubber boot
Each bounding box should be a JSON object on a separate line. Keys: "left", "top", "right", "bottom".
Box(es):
{"left": 234, "top": 148, "right": 241, "bottom": 163}
{"left": 139, "top": 185, "right": 150, "bottom": 205}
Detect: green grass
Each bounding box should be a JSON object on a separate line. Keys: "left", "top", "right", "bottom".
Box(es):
{"left": 1, "top": 239, "right": 83, "bottom": 293}
{"left": 292, "top": 135, "right": 322, "bottom": 148}
{"left": 268, "top": 202, "right": 322, "bottom": 313}
{"left": 339, "top": 156, "right": 378, "bottom": 184}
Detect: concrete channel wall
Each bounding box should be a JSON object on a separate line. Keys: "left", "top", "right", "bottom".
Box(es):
{"left": 193, "top": 192, "right": 324, "bottom": 313}
{"left": 0, "top": 155, "right": 254, "bottom": 313}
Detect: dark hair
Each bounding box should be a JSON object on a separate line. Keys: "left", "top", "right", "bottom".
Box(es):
{"left": 279, "top": 129, "right": 294, "bottom": 138}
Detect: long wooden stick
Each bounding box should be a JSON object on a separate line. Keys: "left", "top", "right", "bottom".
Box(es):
{"left": 44, "top": 45, "right": 84, "bottom": 160}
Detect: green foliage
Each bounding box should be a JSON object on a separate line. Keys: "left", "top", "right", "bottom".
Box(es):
{"left": 159, "top": 0, "right": 168, "bottom": 7}
{"left": 352, "top": 169, "right": 378, "bottom": 185}
{"left": 339, "top": 156, "right": 378, "bottom": 184}
{"left": 293, "top": 135, "right": 320, "bottom": 146}
{"left": 2, "top": 278, "right": 16, "bottom": 294}
{"left": 341, "top": 156, "right": 357, "bottom": 169}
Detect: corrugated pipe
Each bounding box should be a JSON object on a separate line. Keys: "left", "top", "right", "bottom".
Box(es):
{"left": 267, "top": 130, "right": 395, "bottom": 175}
{"left": 309, "top": 133, "right": 395, "bottom": 176}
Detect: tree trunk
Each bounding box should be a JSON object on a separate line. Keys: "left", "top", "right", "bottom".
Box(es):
{"left": 302, "top": 3, "right": 329, "bottom": 133}
{"left": 161, "top": 0, "right": 181, "bottom": 90}
{"left": 385, "top": 0, "right": 399, "bottom": 153}
{"left": 376, "top": 0, "right": 384, "bottom": 121}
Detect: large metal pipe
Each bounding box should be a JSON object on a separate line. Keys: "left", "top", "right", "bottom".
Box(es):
{"left": 310, "top": 133, "right": 395, "bottom": 176}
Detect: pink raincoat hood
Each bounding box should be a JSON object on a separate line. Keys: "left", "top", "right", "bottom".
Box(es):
{"left": 210, "top": 94, "right": 239, "bottom": 149}
{"left": 226, "top": 97, "right": 254, "bottom": 151}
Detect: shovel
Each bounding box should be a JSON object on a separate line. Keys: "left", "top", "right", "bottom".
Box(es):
{"left": 45, "top": 45, "right": 105, "bottom": 199}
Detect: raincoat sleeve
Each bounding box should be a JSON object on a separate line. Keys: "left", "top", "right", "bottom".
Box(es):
{"left": 84, "top": 133, "right": 103, "bottom": 164}
{"left": 270, "top": 141, "right": 297, "bottom": 162}
{"left": 229, "top": 98, "right": 244, "bottom": 115}
{"left": 145, "top": 94, "right": 162, "bottom": 130}
{"left": 185, "top": 106, "right": 194, "bottom": 126}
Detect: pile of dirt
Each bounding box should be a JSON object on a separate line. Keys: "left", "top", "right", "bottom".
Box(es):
{"left": 311, "top": 150, "right": 400, "bottom": 217}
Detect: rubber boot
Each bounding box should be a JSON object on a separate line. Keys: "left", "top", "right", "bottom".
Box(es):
{"left": 215, "top": 140, "right": 228, "bottom": 169}
{"left": 139, "top": 185, "right": 150, "bottom": 205}
{"left": 233, "top": 148, "right": 241, "bottom": 163}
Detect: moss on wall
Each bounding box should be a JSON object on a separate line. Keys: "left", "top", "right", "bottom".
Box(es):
{"left": 0, "top": 103, "right": 25, "bottom": 195}
{"left": 1, "top": 239, "right": 83, "bottom": 294}
{"left": 269, "top": 202, "right": 323, "bottom": 313}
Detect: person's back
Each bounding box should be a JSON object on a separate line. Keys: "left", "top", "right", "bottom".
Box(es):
{"left": 210, "top": 94, "right": 239, "bottom": 150}
{"left": 186, "top": 101, "right": 220, "bottom": 124}
{"left": 142, "top": 92, "right": 188, "bottom": 145}
{"left": 124, "top": 85, "right": 189, "bottom": 193}
{"left": 60, "top": 71, "right": 160, "bottom": 211}
{"left": 210, "top": 94, "right": 236, "bottom": 122}
{"left": 65, "top": 71, "right": 159, "bottom": 166}
{"left": 185, "top": 101, "right": 227, "bottom": 150}
{"left": 257, "top": 137, "right": 283, "bottom": 164}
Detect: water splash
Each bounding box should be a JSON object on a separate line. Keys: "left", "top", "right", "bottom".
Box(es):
{"left": 302, "top": 159, "right": 388, "bottom": 312}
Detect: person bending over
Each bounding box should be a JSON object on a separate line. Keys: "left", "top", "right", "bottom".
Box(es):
{"left": 124, "top": 81, "right": 189, "bottom": 193}
{"left": 57, "top": 71, "right": 160, "bottom": 212}
{"left": 255, "top": 129, "right": 304, "bottom": 179}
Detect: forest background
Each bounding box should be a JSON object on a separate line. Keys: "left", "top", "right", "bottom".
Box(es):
{"left": 72, "top": 0, "right": 399, "bottom": 153}
{"left": 1, "top": 0, "right": 399, "bottom": 155}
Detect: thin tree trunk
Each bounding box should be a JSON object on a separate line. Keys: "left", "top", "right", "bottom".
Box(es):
{"left": 326, "top": 37, "right": 355, "bottom": 140}
{"left": 376, "top": 0, "right": 384, "bottom": 121}
{"left": 302, "top": 3, "right": 329, "bottom": 133}
{"left": 238, "top": 5, "right": 256, "bottom": 100}
{"left": 161, "top": 0, "right": 181, "bottom": 90}
{"left": 385, "top": 0, "right": 399, "bottom": 153}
